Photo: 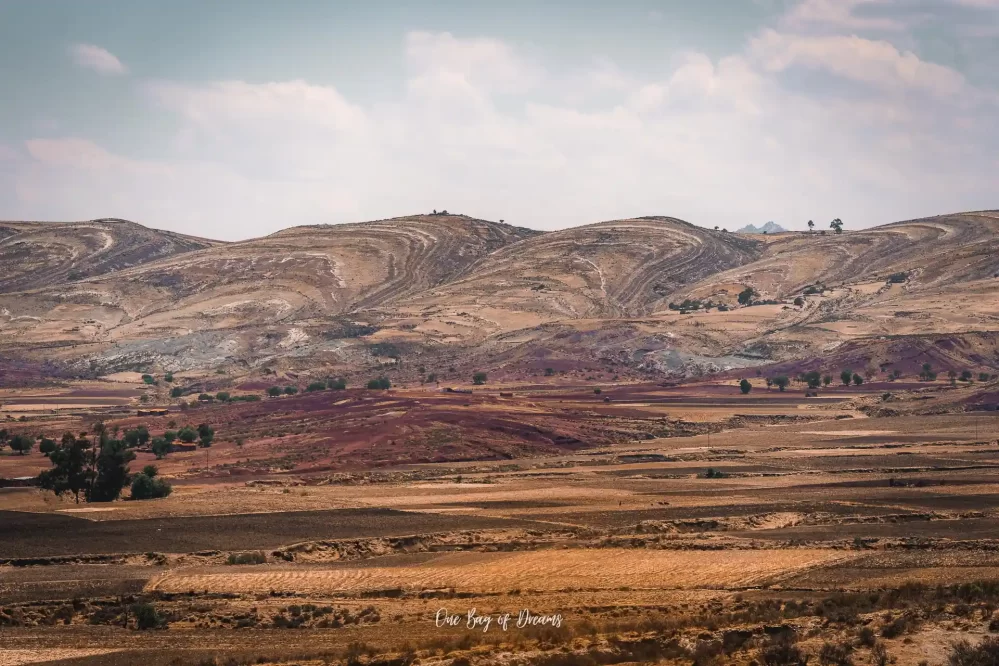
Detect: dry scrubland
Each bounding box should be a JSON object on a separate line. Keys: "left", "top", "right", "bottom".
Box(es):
{"left": 3, "top": 377, "right": 999, "bottom": 665}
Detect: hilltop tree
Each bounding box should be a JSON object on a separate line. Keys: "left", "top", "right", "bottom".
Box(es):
{"left": 807, "top": 220, "right": 814, "bottom": 232}
{"left": 840, "top": 369, "right": 853, "bottom": 386}
{"left": 739, "top": 379, "right": 752, "bottom": 394}
{"left": 830, "top": 218, "right": 844, "bottom": 234}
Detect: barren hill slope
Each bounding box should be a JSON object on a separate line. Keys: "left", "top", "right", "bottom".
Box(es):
{"left": 3, "top": 211, "right": 999, "bottom": 382}
{"left": 681, "top": 211, "right": 999, "bottom": 304}
{"left": 382, "top": 217, "right": 762, "bottom": 341}
{"left": 0, "top": 218, "right": 220, "bottom": 293}
{"left": 0, "top": 215, "right": 538, "bottom": 349}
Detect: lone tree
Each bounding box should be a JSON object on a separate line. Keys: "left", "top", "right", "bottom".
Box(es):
{"left": 9, "top": 434, "right": 34, "bottom": 455}
{"left": 841, "top": 369, "right": 854, "bottom": 386}
{"left": 737, "top": 287, "right": 757, "bottom": 306}
{"left": 151, "top": 437, "right": 171, "bottom": 459}
{"left": 830, "top": 218, "right": 844, "bottom": 234}
{"left": 473, "top": 371, "right": 487, "bottom": 385}
{"left": 807, "top": 220, "right": 815, "bottom": 232}
{"left": 739, "top": 379, "right": 752, "bottom": 394}
{"left": 804, "top": 371, "right": 822, "bottom": 389}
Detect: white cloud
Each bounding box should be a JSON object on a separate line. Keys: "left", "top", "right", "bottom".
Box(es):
{"left": 8, "top": 29, "right": 998, "bottom": 239}
{"left": 749, "top": 29, "right": 967, "bottom": 97}
{"left": 69, "top": 43, "right": 127, "bottom": 75}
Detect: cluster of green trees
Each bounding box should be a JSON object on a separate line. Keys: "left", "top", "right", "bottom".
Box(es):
{"left": 36, "top": 423, "right": 169, "bottom": 503}
{"left": 34, "top": 420, "right": 218, "bottom": 502}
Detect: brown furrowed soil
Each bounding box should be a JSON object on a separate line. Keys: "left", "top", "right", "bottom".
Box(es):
{"left": 3, "top": 378, "right": 999, "bottom": 665}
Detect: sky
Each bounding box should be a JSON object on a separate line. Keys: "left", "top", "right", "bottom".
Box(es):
{"left": 1, "top": 0, "right": 997, "bottom": 240}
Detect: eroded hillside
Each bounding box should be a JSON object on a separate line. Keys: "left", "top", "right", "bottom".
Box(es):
{"left": 2, "top": 210, "right": 998, "bottom": 382}
{"left": 0, "top": 218, "right": 220, "bottom": 293}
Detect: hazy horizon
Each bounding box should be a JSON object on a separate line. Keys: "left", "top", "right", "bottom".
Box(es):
{"left": 2, "top": 1, "right": 998, "bottom": 241}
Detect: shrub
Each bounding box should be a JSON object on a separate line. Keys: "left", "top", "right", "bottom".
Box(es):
{"left": 818, "top": 640, "right": 854, "bottom": 666}
{"left": 226, "top": 551, "right": 267, "bottom": 565}
{"left": 948, "top": 637, "right": 999, "bottom": 665}
{"left": 870, "top": 642, "right": 890, "bottom": 666}
{"left": 544, "top": 368, "right": 555, "bottom": 376}
{"left": 215, "top": 392, "right": 230, "bottom": 402}
{"left": 141, "top": 374, "right": 155, "bottom": 385}
{"left": 738, "top": 286, "right": 757, "bottom": 305}
{"left": 704, "top": 468, "right": 727, "bottom": 479}
{"left": 170, "top": 387, "right": 183, "bottom": 398}
{"left": 856, "top": 626, "right": 876, "bottom": 647}
{"left": 306, "top": 381, "right": 327, "bottom": 392}
{"left": 761, "top": 637, "right": 808, "bottom": 666}
{"left": 283, "top": 386, "right": 298, "bottom": 395}
{"left": 740, "top": 379, "right": 752, "bottom": 394}
{"left": 328, "top": 378, "right": 347, "bottom": 390}
{"left": 960, "top": 370, "right": 973, "bottom": 382}
{"left": 130, "top": 473, "right": 172, "bottom": 500}
{"left": 130, "top": 602, "right": 162, "bottom": 630}
{"left": 774, "top": 376, "right": 790, "bottom": 392}
{"left": 268, "top": 386, "right": 282, "bottom": 397}
{"left": 472, "top": 371, "right": 487, "bottom": 385}
{"left": 793, "top": 296, "right": 805, "bottom": 307}
{"left": 367, "top": 376, "right": 391, "bottom": 390}
{"left": 593, "top": 388, "right": 602, "bottom": 394}
{"left": 163, "top": 372, "right": 173, "bottom": 382}
{"left": 887, "top": 271, "right": 909, "bottom": 284}
{"left": 197, "top": 393, "right": 213, "bottom": 402}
